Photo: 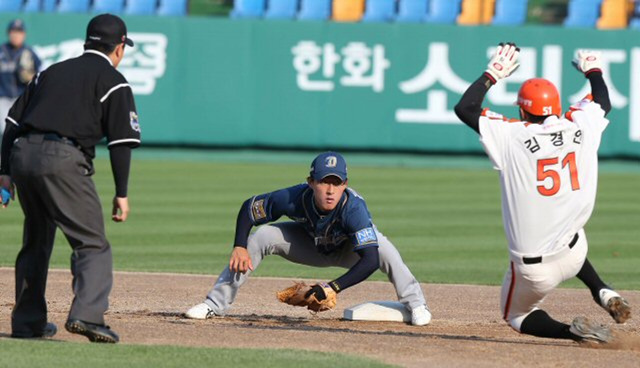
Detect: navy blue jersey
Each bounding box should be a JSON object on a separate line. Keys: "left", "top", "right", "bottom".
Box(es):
{"left": 246, "top": 184, "right": 378, "bottom": 254}
{"left": 0, "top": 43, "right": 41, "bottom": 98}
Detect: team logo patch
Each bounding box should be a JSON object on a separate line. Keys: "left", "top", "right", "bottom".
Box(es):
{"left": 517, "top": 97, "right": 533, "bottom": 107}
{"left": 130, "top": 111, "right": 141, "bottom": 132}
{"left": 355, "top": 227, "right": 377, "bottom": 246}
{"left": 483, "top": 110, "right": 505, "bottom": 120}
{"left": 251, "top": 199, "right": 267, "bottom": 221}
{"left": 324, "top": 156, "right": 337, "bottom": 168}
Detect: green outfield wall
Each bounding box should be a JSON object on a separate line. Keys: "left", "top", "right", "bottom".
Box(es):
{"left": 2, "top": 13, "right": 640, "bottom": 158}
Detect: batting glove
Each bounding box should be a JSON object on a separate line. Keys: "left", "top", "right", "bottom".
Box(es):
{"left": 485, "top": 42, "right": 520, "bottom": 83}
{"left": 572, "top": 50, "right": 602, "bottom": 76}
{"left": 1, "top": 188, "right": 10, "bottom": 207}
{"left": 0, "top": 175, "right": 14, "bottom": 208}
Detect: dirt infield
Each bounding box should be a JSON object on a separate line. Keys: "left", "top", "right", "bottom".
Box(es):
{"left": 1, "top": 268, "right": 639, "bottom": 367}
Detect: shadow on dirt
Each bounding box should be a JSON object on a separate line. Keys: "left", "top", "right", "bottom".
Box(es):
{"left": 183, "top": 313, "right": 566, "bottom": 348}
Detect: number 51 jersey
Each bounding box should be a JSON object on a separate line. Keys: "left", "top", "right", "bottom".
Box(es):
{"left": 478, "top": 98, "right": 609, "bottom": 258}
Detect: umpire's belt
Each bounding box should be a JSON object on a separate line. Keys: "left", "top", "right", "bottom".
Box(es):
{"left": 25, "top": 133, "right": 79, "bottom": 148}
{"left": 522, "top": 233, "right": 579, "bottom": 265}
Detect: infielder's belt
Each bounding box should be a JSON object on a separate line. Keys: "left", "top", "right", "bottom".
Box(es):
{"left": 522, "top": 233, "right": 579, "bottom": 265}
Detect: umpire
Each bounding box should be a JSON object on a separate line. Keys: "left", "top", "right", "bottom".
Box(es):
{"left": 0, "top": 14, "right": 140, "bottom": 343}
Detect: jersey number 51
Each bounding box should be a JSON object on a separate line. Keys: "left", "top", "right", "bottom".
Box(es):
{"left": 537, "top": 152, "right": 580, "bottom": 196}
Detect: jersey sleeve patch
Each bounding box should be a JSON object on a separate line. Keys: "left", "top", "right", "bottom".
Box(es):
{"left": 355, "top": 227, "right": 377, "bottom": 246}
{"left": 251, "top": 198, "right": 267, "bottom": 221}
{"left": 130, "top": 111, "right": 141, "bottom": 132}
{"left": 481, "top": 108, "right": 507, "bottom": 121}
{"left": 568, "top": 94, "right": 595, "bottom": 112}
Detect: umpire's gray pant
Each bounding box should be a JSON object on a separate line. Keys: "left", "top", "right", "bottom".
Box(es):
{"left": 205, "top": 222, "right": 427, "bottom": 314}
{"left": 10, "top": 135, "right": 112, "bottom": 336}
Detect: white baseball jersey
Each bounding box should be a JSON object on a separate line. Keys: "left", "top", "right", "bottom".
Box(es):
{"left": 479, "top": 98, "right": 609, "bottom": 258}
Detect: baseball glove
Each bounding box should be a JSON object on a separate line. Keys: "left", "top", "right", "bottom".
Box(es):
{"left": 276, "top": 282, "right": 337, "bottom": 312}
{"left": 17, "top": 48, "right": 37, "bottom": 84}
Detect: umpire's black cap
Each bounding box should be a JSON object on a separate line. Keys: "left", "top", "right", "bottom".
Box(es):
{"left": 86, "top": 14, "right": 134, "bottom": 47}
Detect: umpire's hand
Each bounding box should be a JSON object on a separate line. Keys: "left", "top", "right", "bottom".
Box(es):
{"left": 112, "top": 196, "right": 130, "bottom": 222}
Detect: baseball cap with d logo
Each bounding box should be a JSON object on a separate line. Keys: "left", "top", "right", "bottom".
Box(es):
{"left": 310, "top": 152, "right": 348, "bottom": 182}
{"left": 7, "top": 19, "right": 25, "bottom": 32}
{"left": 86, "top": 14, "right": 134, "bottom": 47}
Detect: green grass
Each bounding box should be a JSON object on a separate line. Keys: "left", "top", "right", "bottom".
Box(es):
{"left": 0, "top": 339, "right": 394, "bottom": 368}
{"left": 0, "top": 149, "right": 638, "bottom": 289}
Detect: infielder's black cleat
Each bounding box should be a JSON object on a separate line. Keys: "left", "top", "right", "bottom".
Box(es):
{"left": 11, "top": 322, "right": 58, "bottom": 339}
{"left": 65, "top": 319, "right": 119, "bottom": 343}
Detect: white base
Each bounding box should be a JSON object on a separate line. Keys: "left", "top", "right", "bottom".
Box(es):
{"left": 343, "top": 301, "right": 410, "bottom": 323}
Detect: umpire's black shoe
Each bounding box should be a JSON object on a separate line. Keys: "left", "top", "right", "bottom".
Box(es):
{"left": 65, "top": 319, "right": 119, "bottom": 343}
{"left": 11, "top": 322, "right": 58, "bottom": 339}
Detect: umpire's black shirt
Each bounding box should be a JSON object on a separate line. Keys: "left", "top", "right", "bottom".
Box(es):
{"left": 0, "top": 49, "right": 141, "bottom": 197}
{"left": 4, "top": 49, "right": 141, "bottom": 158}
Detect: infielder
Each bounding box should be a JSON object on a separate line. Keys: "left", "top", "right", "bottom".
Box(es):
{"left": 186, "top": 151, "right": 431, "bottom": 326}
{"left": 454, "top": 43, "right": 630, "bottom": 343}
{"left": 0, "top": 19, "right": 41, "bottom": 137}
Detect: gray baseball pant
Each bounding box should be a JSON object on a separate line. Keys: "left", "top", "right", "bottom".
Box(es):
{"left": 10, "top": 135, "right": 113, "bottom": 336}
{"left": 204, "top": 222, "right": 427, "bottom": 314}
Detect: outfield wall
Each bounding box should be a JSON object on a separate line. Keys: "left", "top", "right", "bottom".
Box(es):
{"left": 2, "top": 13, "right": 640, "bottom": 158}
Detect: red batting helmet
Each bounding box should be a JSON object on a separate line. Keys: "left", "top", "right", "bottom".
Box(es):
{"left": 517, "top": 78, "right": 561, "bottom": 116}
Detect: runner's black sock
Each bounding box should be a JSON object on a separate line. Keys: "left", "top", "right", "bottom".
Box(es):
{"left": 519, "top": 310, "right": 575, "bottom": 340}
{"left": 576, "top": 258, "right": 609, "bottom": 303}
